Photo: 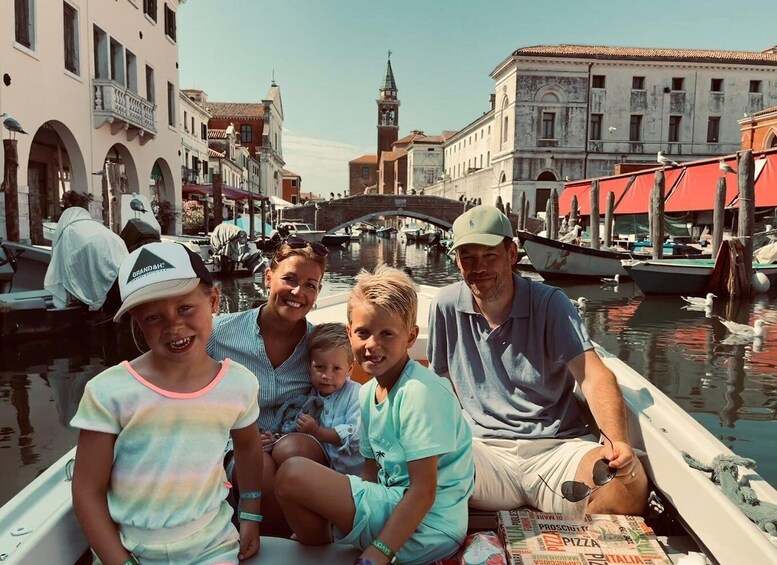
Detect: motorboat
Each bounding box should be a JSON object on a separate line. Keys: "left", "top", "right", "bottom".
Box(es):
{"left": 274, "top": 221, "right": 326, "bottom": 243}
{"left": 2, "top": 285, "right": 776, "bottom": 563}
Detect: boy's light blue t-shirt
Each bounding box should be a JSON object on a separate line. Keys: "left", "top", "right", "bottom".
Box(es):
{"left": 359, "top": 359, "right": 474, "bottom": 540}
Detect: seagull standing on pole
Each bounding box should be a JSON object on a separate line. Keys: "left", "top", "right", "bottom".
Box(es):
{"left": 657, "top": 151, "right": 680, "bottom": 168}
{"left": 0, "top": 112, "right": 27, "bottom": 139}
{"left": 719, "top": 159, "right": 737, "bottom": 175}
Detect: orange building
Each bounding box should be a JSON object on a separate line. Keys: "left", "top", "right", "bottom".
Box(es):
{"left": 740, "top": 106, "right": 777, "bottom": 150}
{"left": 282, "top": 168, "right": 302, "bottom": 203}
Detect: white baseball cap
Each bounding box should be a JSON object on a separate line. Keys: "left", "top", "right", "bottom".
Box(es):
{"left": 113, "top": 242, "right": 212, "bottom": 321}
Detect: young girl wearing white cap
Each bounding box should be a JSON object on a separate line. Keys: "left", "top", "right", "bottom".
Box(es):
{"left": 71, "top": 242, "right": 264, "bottom": 565}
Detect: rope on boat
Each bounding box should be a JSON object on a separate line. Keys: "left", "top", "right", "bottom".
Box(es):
{"left": 683, "top": 452, "right": 777, "bottom": 536}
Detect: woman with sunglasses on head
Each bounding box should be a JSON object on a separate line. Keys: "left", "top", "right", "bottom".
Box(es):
{"left": 208, "top": 237, "right": 329, "bottom": 537}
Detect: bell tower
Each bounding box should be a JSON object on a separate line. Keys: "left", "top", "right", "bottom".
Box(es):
{"left": 377, "top": 51, "right": 400, "bottom": 157}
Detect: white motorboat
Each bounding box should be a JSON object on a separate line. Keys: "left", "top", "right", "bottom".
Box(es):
{"left": 1, "top": 285, "right": 776, "bottom": 564}
{"left": 275, "top": 221, "right": 326, "bottom": 243}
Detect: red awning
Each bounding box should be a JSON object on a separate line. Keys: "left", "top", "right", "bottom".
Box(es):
{"left": 183, "top": 183, "right": 265, "bottom": 201}
{"left": 614, "top": 168, "right": 683, "bottom": 214}
{"left": 664, "top": 161, "right": 737, "bottom": 212}
{"left": 576, "top": 176, "right": 633, "bottom": 216}
{"left": 728, "top": 154, "right": 772, "bottom": 208}
{"left": 559, "top": 182, "right": 590, "bottom": 216}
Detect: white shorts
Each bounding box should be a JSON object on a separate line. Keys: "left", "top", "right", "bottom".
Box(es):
{"left": 470, "top": 435, "right": 599, "bottom": 515}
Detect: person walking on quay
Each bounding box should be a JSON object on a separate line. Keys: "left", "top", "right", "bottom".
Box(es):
{"left": 208, "top": 236, "right": 329, "bottom": 536}
{"left": 427, "top": 206, "right": 648, "bottom": 517}
{"left": 71, "top": 242, "right": 264, "bottom": 564}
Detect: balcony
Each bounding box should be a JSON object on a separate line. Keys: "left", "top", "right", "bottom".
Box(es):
{"left": 93, "top": 79, "right": 157, "bottom": 138}
{"left": 181, "top": 166, "right": 200, "bottom": 184}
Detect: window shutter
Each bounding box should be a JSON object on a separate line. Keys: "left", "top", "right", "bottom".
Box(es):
{"left": 15, "top": 0, "right": 31, "bottom": 48}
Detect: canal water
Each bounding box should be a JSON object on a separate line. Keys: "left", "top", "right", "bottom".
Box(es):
{"left": 1, "top": 235, "right": 776, "bottom": 507}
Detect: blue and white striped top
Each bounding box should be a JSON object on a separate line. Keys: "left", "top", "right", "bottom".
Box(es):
{"left": 207, "top": 306, "right": 313, "bottom": 432}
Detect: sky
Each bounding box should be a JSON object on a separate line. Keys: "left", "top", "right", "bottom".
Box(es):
{"left": 177, "top": 0, "right": 777, "bottom": 197}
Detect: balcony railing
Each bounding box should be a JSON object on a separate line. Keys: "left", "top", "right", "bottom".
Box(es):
{"left": 93, "top": 79, "right": 157, "bottom": 136}
{"left": 181, "top": 166, "right": 199, "bottom": 184}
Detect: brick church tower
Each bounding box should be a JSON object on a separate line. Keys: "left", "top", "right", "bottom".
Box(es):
{"left": 377, "top": 54, "right": 400, "bottom": 157}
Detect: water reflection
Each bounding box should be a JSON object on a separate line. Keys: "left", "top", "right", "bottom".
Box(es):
{"left": 1, "top": 236, "right": 776, "bottom": 506}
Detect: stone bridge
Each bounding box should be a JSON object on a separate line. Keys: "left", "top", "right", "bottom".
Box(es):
{"left": 278, "top": 194, "right": 537, "bottom": 234}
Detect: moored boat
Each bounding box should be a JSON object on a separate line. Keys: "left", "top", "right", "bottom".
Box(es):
{"left": 2, "top": 284, "right": 776, "bottom": 563}
{"left": 623, "top": 258, "right": 777, "bottom": 295}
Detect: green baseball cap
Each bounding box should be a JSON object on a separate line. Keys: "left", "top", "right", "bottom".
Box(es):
{"left": 451, "top": 205, "right": 514, "bottom": 251}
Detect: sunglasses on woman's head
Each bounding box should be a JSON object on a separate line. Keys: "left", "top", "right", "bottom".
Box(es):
{"left": 538, "top": 430, "right": 617, "bottom": 503}
{"left": 284, "top": 237, "right": 328, "bottom": 257}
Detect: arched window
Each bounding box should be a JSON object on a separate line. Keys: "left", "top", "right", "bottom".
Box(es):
{"left": 537, "top": 171, "right": 557, "bottom": 182}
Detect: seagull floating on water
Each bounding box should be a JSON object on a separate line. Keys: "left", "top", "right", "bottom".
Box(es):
{"left": 682, "top": 293, "right": 716, "bottom": 308}
{"left": 717, "top": 317, "right": 767, "bottom": 339}
{"left": 0, "top": 112, "right": 27, "bottom": 138}
{"left": 570, "top": 297, "right": 589, "bottom": 309}
{"left": 719, "top": 159, "right": 737, "bottom": 175}
{"left": 601, "top": 274, "right": 620, "bottom": 286}
{"left": 657, "top": 151, "right": 680, "bottom": 168}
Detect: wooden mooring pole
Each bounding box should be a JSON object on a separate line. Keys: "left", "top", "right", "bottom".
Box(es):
{"left": 604, "top": 191, "right": 615, "bottom": 248}
{"left": 590, "top": 179, "right": 600, "bottom": 249}
{"left": 2, "top": 140, "right": 20, "bottom": 242}
{"left": 738, "top": 150, "right": 754, "bottom": 281}
{"left": 516, "top": 192, "right": 525, "bottom": 231}
{"left": 570, "top": 195, "right": 578, "bottom": 228}
{"left": 549, "top": 188, "right": 559, "bottom": 240}
{"left": 712, "top": 176, "right": 726, "bottom": 260}
{"left": 651, "top": 170, "right": 665, "bottom": 260}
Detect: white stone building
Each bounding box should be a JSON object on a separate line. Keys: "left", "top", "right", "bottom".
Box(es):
{"left": 180, "top": 91, "right": 211, "bottom": 186}
{"left": 428, "top": 45, "right": 777, "bottom": 216}
{"left": 0, "top": 0, "right": 185, "bottom": 241}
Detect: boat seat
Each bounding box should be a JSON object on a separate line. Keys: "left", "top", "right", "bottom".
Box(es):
{"left": 0, "top": 290, "right": 53, "bottom": 311}
{"left": 241, "top": 536, "right": 360, "bottom": 563}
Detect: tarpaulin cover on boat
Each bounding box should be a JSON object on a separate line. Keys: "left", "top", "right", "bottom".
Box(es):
{"left": 43, "top": 207, "right": 128, "bottom": 310}
{"left": 613, "top": 214, "right": 690, "bottom": 238}
{"left": 615, "top": 168, "right": 684, "bottom": 214}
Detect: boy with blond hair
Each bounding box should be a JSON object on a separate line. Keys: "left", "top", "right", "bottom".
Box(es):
{"left": 275, "top": 264, "right": 474, "bottom": 565}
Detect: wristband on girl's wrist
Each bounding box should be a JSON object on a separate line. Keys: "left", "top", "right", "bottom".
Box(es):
{"left": 122, "top": 554, "right": 139, "bottom": 565}
{"left": 239, "top": 490, "right": 262, "bottom": 500}
{"left": 239, "top": 511, "right": 263, "bottom": 522}
{"left": 371, "top": 538, "right": 397, "bottom": 563}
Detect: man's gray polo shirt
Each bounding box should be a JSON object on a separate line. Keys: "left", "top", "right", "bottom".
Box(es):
{"left": 427, "top": 274, "right": 592, "bottom": 440}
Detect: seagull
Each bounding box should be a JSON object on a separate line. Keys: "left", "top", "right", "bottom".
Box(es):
{"left": 601, "top": 274, "right": 620, "bottom": 286}
{"left": 657, "top": 151, "right": 680, "bottom": 168}
{"left": 560, "top": 224, "right": 582, "bottom": 243}
{"left": 0, "top": 112, "right": 27, "bottom": 139}
{"left": 130, "top": 198, "right": 147, "bottom": 216}
{"left": 717, "top": 317, "right": 767, "bottom": 339}
{"left": 608, "top": 126, "right": 617, "bottom": 134}
{"left": 719, "top": 159, "right": 737, "bottom": 175}
{"left": 570, "top": 297, "right": 589, "bottom": 310}
{"left": 682, "top": 293, "right": 716, "bottom": 308}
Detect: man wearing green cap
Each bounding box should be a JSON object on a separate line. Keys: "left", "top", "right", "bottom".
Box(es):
{"left": 427, "top": 205, "right": 647, "bottom": 516}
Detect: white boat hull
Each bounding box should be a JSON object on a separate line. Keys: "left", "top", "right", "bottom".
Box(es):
{"left": 2, "top": 284, "right": 777, "bottom": 563}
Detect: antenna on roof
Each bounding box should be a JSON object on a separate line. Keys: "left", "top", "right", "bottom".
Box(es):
{"left": 388, "top": 49, "right": 392, "bottom": 60}
{"left": 271, "top": 69, "right": 276, "bottom": 86}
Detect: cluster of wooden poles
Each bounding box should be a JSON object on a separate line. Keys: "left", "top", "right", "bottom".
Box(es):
{"left": 542, "top": 150, "right": 758, "bottom": 297}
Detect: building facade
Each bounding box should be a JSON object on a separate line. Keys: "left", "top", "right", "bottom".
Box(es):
{"left": 740, "top": 105, "right": 777, "bottom": 150}
{"left": 1, "top": 0, "right": 184, "bottom": 241}
{"left": 423, "top": 45, "right": 777, "bottom": 216}
{"left": 282, "top": 168, "right": 302, "bottom": 203}
{"left": 179, "top": 91, "right": 211, "bottom": 186}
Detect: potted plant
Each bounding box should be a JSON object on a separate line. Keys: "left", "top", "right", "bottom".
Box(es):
{"left": 151, "top": 198, "right": 176, "bottom": 234}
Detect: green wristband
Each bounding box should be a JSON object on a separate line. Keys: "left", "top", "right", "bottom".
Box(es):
{"left": 240, "top": 490, "right": 262, "bottom": 500}
{"left": 239, "top": 511, "right": 263, "bottom": 522}
{"left": 122, "top": 554, "right": 139, "bottom": 565}
{"left": 371, "top": 539, "right": 397, "bottom": 563}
